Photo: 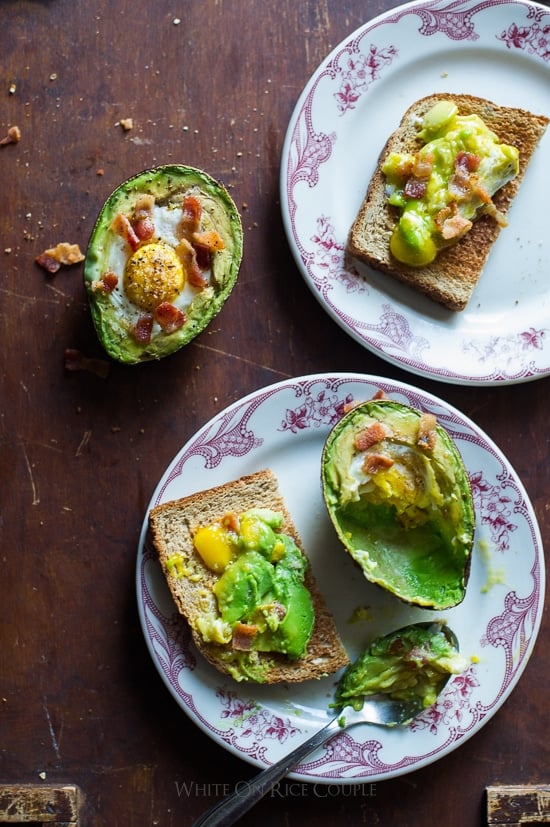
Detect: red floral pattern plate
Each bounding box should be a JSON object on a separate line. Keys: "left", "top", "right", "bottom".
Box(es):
{"left": 136, "top": 373, "right": 544, "bottom": 783}
{"left": 280, "top": 0, "right": 550, "bottom": 385}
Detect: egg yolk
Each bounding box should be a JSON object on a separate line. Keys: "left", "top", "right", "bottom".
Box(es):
{"left": 123, "top": 241, "right": 185, "bottom": 312}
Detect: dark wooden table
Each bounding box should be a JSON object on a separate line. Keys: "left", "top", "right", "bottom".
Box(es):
{"left": 2, "top": 1, "right": 549, "bottom": 825}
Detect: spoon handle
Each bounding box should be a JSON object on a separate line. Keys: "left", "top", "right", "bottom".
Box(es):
{"left": 191, "top": 714, "right": 341, "bottom": 827}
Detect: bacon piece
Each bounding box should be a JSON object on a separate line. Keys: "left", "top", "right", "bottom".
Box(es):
{"left": 179, "top": 195, "right": 202, "bottom": 236}
{"left": 362, "top": 453, "right": 394, "bottom": 475}
{"left": 440, "top": 213, "right": 472, "bottom": 241}
{"left": 354, "top": 422, "right": 388, "bottom": 452}
{"left": 371, "top": 389, "right": 387, "bottom": 401}
{"left": 36, "top": 253, "right": 62, "bottom": 274}
{"left": 64, "top": 348, "right": 110, "bottom": 378}
{"left": 111, "top": 212, "right": 141, "bottom": 251}
{"left": 92, "top": 270, "right": 119, "bottom": 293}
{"left": 417, "top": 412, "right": 438, "bottom": 451}
{"left": 471, "top": 178, "right": 493, "bottom": 205}
{"left": 455, "top": 151, "right": 480, "bottom": 174}
{"left": 404, "top": 177, "right": 427, "bottom": 199}
{"left": 133, "top": 215, "right": 155, "bottom": 242}
{"left": 232, "top": 622, "right": 259, "bottom": 651}
{"left": 0, "top": 125, "right": 21, "bottom": 146}
{"left": 177, "top": 237, "right": 208, "bottom": 288}
{"left": 192, "top": 229, "right": 225, "bottom": 252}
{"left": 413, "top": 152, "right": 434, "bottom": 179}
{"left": 132, "top": 194, "right": 155, "bottom": 242}
{"left": 130, "top": 314, "right": 154, "bottom": 344}
{"left": 484, "top": 202, "right": 508, "bottom": 227}
{"left": 222, "top": 512, "right": 240, "bottom": 533}
{"left": 154, "top": 301, "right": 186, "bottom": 333}
{"left": 36, "top": 242, "right": 84, "bottom": 274}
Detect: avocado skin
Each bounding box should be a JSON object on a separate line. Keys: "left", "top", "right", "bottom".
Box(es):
{"left": 84, "top": 164, "right": 243, "bottom": 364}
{"left": 321, "top": 399, "right": 475, "bottom": 610}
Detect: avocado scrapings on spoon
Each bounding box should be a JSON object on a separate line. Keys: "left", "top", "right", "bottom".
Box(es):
{"left": 334, "top": 622, "right": 468, "bottom": 712}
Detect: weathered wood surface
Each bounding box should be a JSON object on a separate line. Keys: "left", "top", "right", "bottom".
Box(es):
{"left": 1, "top": 1, "right": 549, "bottom": 825}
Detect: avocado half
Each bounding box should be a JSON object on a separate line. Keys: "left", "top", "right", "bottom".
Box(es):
{"left": 321, "top": 399, "right": 475, "bottom": 610}
{"left": 84, "top": 165, "right": 243, "bottom": 364}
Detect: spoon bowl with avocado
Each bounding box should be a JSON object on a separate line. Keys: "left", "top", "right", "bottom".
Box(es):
{"left": 192, "top": 621, "right": 467, "bottom": 827}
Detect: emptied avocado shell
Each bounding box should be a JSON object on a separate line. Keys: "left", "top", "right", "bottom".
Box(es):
{"left": 321, "top": 399, "right": 475, "bottom": 610}
{"left": 84, "top": 164, "right": 243, "bottom": 364}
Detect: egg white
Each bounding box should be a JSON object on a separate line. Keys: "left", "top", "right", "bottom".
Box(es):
{"left": 103, "top": 202, "right": 211, "bottom": 332}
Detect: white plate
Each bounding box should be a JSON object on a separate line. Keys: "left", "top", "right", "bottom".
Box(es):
{"left": 136, "top": 373, "right": 544, "bottom": 783}
{"left": 280, "top": 0, "right": 550, "bottom": 385}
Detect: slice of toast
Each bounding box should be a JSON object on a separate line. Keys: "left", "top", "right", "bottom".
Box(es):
{"left": 347, "top": 93, "right": 549, "bottom": 311}
{"left": 149, "top": 469, "right": 349, "bottom": 683}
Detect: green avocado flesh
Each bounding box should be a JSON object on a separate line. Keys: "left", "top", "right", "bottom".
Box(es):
{"left": 334, "top": 622, "right": 468, "bottom": 712}
{"left": 195, "top": 509, "right": 315, "bottom": 681}
{"left": 322, "top": 399, "right": 475, "bottom": 610}
{"left": 84, "top": 164, "right": 243, "bottom": 364}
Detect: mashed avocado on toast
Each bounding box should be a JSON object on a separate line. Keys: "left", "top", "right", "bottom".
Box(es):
{"left": 347, "top": 94, "right": 549, "bottom": 310}
{"left": 149, "top": 470, "right": 349, "bottom": 683}
{"left": 383, "top": 99, "right": 520, "bottom": 267}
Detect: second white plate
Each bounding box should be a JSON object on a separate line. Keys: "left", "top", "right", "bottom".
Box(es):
{"left": 137, "top": 373, "right": 544, "bottom": 782}
{"left": 280, "top": 0, "right": 550, "bottom": 385}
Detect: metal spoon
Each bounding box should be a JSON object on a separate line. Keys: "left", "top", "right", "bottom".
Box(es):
{"left": 191, "top": 623, "right": 460, "bottom": 827}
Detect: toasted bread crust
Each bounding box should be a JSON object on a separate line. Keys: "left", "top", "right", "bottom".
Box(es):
{"left": 149, "top": 469, "right": 349, "bottom": 683}
{"left": 348, "top": 94, "right": 549, "bottom": 311}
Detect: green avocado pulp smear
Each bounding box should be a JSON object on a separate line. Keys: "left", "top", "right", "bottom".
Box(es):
{"left": 322, "top": 399, "right": 475, "bottom": 610}
{"left": 84, "top": 165, "right": 243, "bottom": 364}
{"left": 383, "top": 99, "right": 519, "bottom": 266}
{"left": 334, "top": 622, "right": 468, "bottom": 712}
{"left": 184, "top": 509, "right": 315, "bottom": 682}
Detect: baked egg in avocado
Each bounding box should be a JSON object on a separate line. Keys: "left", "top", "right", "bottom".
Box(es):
{"left": 321, "top": 398, "right": 475, "bottom": 610}
{"left": 84, "top": 165, "right": 243, "bottom": 364}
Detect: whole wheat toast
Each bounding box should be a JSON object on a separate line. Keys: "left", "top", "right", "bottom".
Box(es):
{"left": 347, "top": 93, "right": 549, "bottom": 311}
{"left": 148, "top": 469, "right": 349, "bottom": 683}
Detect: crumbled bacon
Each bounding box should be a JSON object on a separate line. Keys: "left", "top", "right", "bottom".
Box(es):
{"left": 448, "top": 152, "right": 483, "bottom": 205}
{"left": 404, "top": 177, "right": 427, "bottom": 199}
{"left": 36, "top": 242, "right": 85, "bottom": 274}
{"left": 36, "top": 253, "right": 62, "bottom": 274}
{"left": 440, "top": 213, "right": 472, "bottom": 241}
{"left": 417, "top": 412, "right": 437, "bottom": 451}
{"left": 362, "top": 453, "right": 394, "bottom": 475}
{"left": 192, "top": 230, "right": 225, "bottom": 252}
{"left": 0, "top": 125, "right": 21, "bottom": 146}
{"left": 403, "top": 152, "right": 433, "bottom": 199}
{"left": 154, "top": 301, "right": 186, "bottom": 333}
{"left": 132, "top": 194, "right": 155, "bottom": 242}
{"left": 471, "top": 179, "right": 493, "bottom": 205}
{"left": 354, "top": 422, "right": 388, "bottom": 452}
{"left": 484, "top": 202, "right": 508, "bottom": 227}
{"left": 455, "top": 151, "right": 481, "bottom": 174}
{"left": 92, "top": 270, "right": 119, "bottom": 293}
{"left": 179, "top": 195, "right": 202, "bottom": 235}
{"left": 222, "top": 512, "right": 240, "bottom": 533}
{"left": 64, "top": 348, "right": 110, "bottom": 378}
{"left": 111, "top": 212, "right": 141, "bottom": 251}
{"left": 177, "top": 237, "right": 208, "bottom": 288}
{"left": 371, "top": 389, "right": 387, "bottom": 400}
{"left": 130, "top": 314, "right": 154, "bottom": 344}
{"left": 232, "top": 622, "right": 259, "bottom": 651}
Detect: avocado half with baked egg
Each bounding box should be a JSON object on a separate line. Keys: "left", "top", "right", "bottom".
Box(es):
{"left": 321, "top": 398, "right": 475, "bottom": 610}
{"left": 84, "top": 164, "right": 243, "bottom": 364}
